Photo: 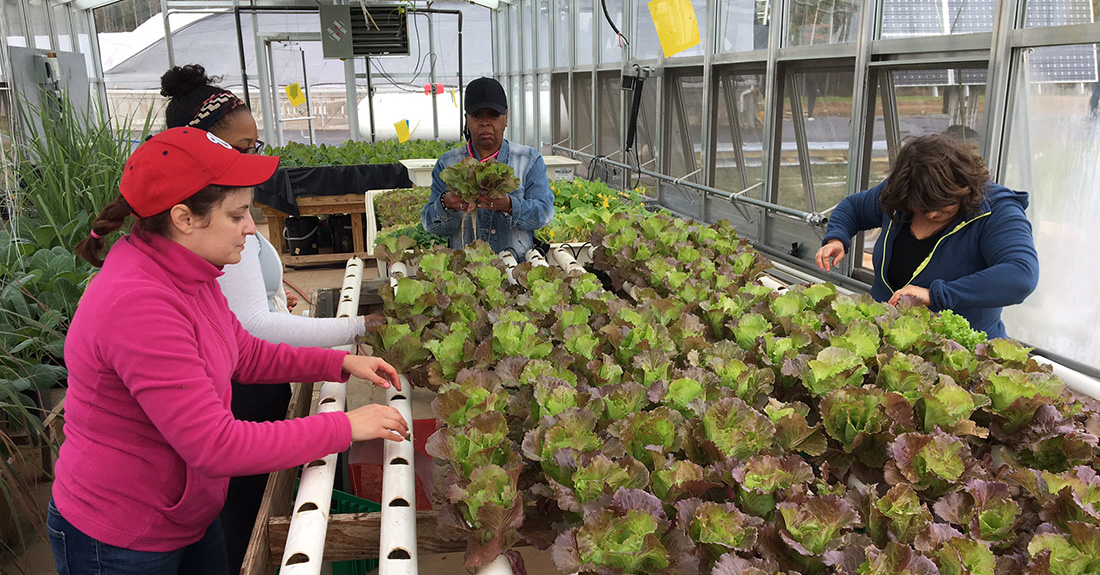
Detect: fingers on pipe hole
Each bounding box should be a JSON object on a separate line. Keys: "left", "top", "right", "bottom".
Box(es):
{"left": 389, "top": 497, "right": 410, "bottom": 507}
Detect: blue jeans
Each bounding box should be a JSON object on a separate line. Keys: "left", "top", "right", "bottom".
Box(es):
{"left": 47, "top": 500, "right": 229, "bottom": 575}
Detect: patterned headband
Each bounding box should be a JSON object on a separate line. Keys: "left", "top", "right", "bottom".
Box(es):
{"left": 187, "top": 92, "right": 245, "bottom": 131}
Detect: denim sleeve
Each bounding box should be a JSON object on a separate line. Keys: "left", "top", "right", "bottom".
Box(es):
{"left": 506, "top": 154, "right": 555, "bottom": 232}
{"left": 421, "top": 158, "right": 464, "bottom": 236}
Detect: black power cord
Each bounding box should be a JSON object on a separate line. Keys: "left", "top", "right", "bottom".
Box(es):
{"left": 601, "top": 0, "right": 628, "bottom": 46}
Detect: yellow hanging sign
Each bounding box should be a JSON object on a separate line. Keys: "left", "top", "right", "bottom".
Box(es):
{"left": 648, "top": 0, "right": 701, "bottom": 58}
{"left": 394, "top": 119, "right": 411, "bottom": 143}
{"left": 285, "top": 82, "right": 306, "bottom": 107}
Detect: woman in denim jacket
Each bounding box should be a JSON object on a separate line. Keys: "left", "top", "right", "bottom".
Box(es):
{"left": 421, "top": 77, "right": 554, "bottom": 259}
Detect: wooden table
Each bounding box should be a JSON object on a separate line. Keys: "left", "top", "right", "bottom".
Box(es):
{"left": 256, "top": 194, "right": 372, "bottom": 267}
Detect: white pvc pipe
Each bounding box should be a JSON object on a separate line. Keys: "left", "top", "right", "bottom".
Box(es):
{"left": 475, "top": 554, "right": 515, "bottom": 575}
{"left": 379, "top": 376, "right": 417, "bottom": 575}
{"left": 280, "top": 258, "right": 363, "bottom": 574}
{"left": 551, "top": 244, "right": 586, "bottom": 275}
{"left": 500, "top": 251, "right": 519, "bottom": 285}
{"left": 1033, "top": 355, "right": 1100, "bottom": 400}
{"left": 525, "top": 249, "right": 550, "bottom": 267}
{"left": 365, "top": 191, "right": 379, "bottom": 256}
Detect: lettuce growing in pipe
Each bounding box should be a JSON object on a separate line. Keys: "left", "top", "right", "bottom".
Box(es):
{"left": 819, "top": 386, "right": 891, "bottom": 454}
{"left": 875, "top": 352, "right": 940, "bottom": 403}
{"left": 697, "top": 397, "right": 775, "bottom": 462}
{"left": 931, "top": 309, "right": 988, "bottom": 352}
{"left": 586, "top": 354, "right": 626, "bottom": 388}
{"left": 919, "top": 375, "right": 990, "bottom": 437}
{"left": 933, "top": 480, "right": 1022, "bottom": 546}
{"left": 593, "top": 380, "right": 650, "bottom": 420}
{"left": 733, "top": 313, "right": 772, "bottom": 351}
{"left": 926, "top": 340, "right": 981, "bottom": 384}
{"left": 491, "top": 317, "right": 553, "bottom": 361}
{"left": 829, "top": 319, "right": 882, "bottom": 361}
{"left": 857, "top": 542, "right": 939, "bottom": 575}
{"left": 373, "top": 234, "right": 417, "bottom": 265}
{"left": 927, "top": 537, "right": 996, "bottom": 575}
{"left": 433, "top": 370, "right": 509, "bottom": 428}
{"left": 676, "top": 498, "right": 764, "bottom": 561}
{"left": 885, "top": 430, "right": 981, "bottom": 497}
{"left": 766, "top": 399, "right": 829, "bottom": 456}
{"left": 979, "top": 368, "right": 1065, "bottom": 435}
{"left": 861, "top": 483, "right": 933, "bottom": 546}
{"left": 608, "top": 407, "right": 685, "bottom": 469}
{"left": 424, "top": 322, "right": 476, "bottom": 381}
{"left": 521, "top": 407, "right": 602, "bottom": 484}
{"left": 632, "top": 349, "right": 674, "bottom": 387}
{"left": 1038, "top": 467, "right": 1100, "bottom": 529}
{"left": 790, "top": 346, "right": 869, "bottom": 396}
{"left": 439, "top": 463, "right": 524, "bottom": 569}
{"left": 650, "top": 458, "right": 720, "bottom": 501}
{"left": 531, "top": 376, "right": 588, "bottom": 420}
{"left": 552, "top": 488, "right": 698, "bottom": 575}
{"left": 829, "top": 293, "right": 888, "bottom": 327}
{"left": 556, "top": 454, "right": 650, "bottom": 511}
{"left": 715, "top": 454, "right": 815, "bottom": 518}
{"left": 710, "top": 553, "right": 781, "bottom": 575}
{"left": 382, "top": 275, "right": 447, "bottom": 318}
{"left": 776, "top": 493, "right": 861, "bottom": 557}
{"left": 702, "top": 341, "right": 775, "bottom": 406}
{"left": 1026, "top": 521, "right": 1100, "bottom": 575}
{"left": 425, "top": 410, "right": 517, "bottom": 476}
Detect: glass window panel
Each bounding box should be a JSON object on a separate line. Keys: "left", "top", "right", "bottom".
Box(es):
{"left": 775, "top": 70, "right": 854, "bottom": 211}
{"left": 3, "top": 0, "right": 27, "bottom": 50}
{"left": 539, "top": 74, "right": 551, "bottom": 151}
{"left": 523, "top": 0, "right": 534, "bottom": 70}
{"left": 554, "top": 0, "right": 570, "bottom": 66}
{"left": 572, "top": 74, "right": 594, "bottom": 157}
{"left": 538, "top": 0, "right": 550, "bottom": 69}
{"left": 788, "top": 0, "right": 860, "bottom": 46}
{"left": 634, "top": 0, "right": 660, "bottom": 60}
{"left": 1024, "top": 0, "right": 1095, "bottom": 28}
{"left": 881, "top": 0, "right": 995, "bottom": 38}
{"left": 720, "top": 0, "right": 770, "bottom": 53}
{"left": 73, "top": 10, "right": 94, "bottom": 81}
{"left": 510, "top": 76, "right": 523, "bottom": 142}
{"left": 576, "top": 0, "right": 593, "bottom": 66}
{"left": 668, "top": 0, "right": 707, "bottom": 58}
{"left": 53, "top": 3, "right": 73, "bottom": 52}
{"left": 524, "top": 74, "right": 536, "bottom": 147}
{"left": 27, "top": 0, "right": 51, "bottom": 49}
{"left": 599, "top": 0, "right": 625, "bottom": 63}
{"left": 666, "top": 72, "right": 704, "bottom": 184}
{"left": 1001, "top": 43, "right": 1100, "bottom": 358}
{"left": 633, "top": 75, "right": 658, "bottom": 176}
{"left": 552, "top": 73, "right": 570, "bottom": 148}
{"left": 510, "top": 6, "right": 520, "bottom": 72}
{"left": 597, "top": 71, "right": 622, "bottom": 157}
{"left": 714, "top": 71, "right": 766, "bottom": 194}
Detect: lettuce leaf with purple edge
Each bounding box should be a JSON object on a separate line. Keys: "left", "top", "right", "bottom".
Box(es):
{"left": 868, "top": 484, "right": 933, "bottom": 545}
{"left": 794, "top": 346, "right": 869, "bottom": 396}
{"left": 519, "top": 358, "right": 577, "bottom": 386}
{"left": 552, "top": 494, "right": 673, "bottom": 575}
{"left": 563, "top": 324, "right": 601, "bottom": 361}
{"left": 830, "top": 293, "right": 888, "bottom": 325}
{"left": 980, "top": 368, "right": 1065, "bottom": 434}
{"left": 931, "top": 537, "right": 996, "bottom": 575}
{"left": 885, "top": 430, "right": 978, "bottom": 496}
{"left": 966, "top": 480, "right": 1022, "bottom": 545}
{"left": 440, "top": 463, "right": 525, "bottom": 569}
{"left": 492, "top": 318, "right": 553, "bottom": 360}
{"left": 532, "top": 377, "right": 582, "bottom": 420}
{"left": 521, "top": 407, "right": 601, "bottom": 483}
{"left": 820, "top": 386, "right": 889, "bottom": 453}
{"left": 698, "top": 397, "right": 775, "bottom": 461}
{"left": 884, "top": 307, "right": 934, "bottom": 352}
{"left": 1026, "top": 521, "right": 1100, "bottom": 575}
{"left": 425, "top": 411, "right": 517, "bottom": 476}
{"left": 433, "top": 371, "right": 509, "bottom": 427}
{"left": 569, "top": 455, "right": 650, "bottom": 506}
{"left": 857, "top": 542, "right": 939, "bottom": 575}
{"left": 777, "top": 493, "right": 861, "bottom": 556}
{"left": 596, "top": 381, "right": 650, "bottom": 420}
{"left": 875, "top": 352, "right": 940, "bottom": 402}
{"left": 829, "top": 319, "right": 882, "bottom": 361}
{"left": 609, "top": 407, "right": 684, "bottom": 469}
{"left": 677, "top": 498, "right": 764, "bottom": 560}
{"left": 733, "top": 313, "right": 772, "bottom": 351}
{"left": 768, "top": 400, "right": 829, "bottom": 456}
{"left": 650, "top": 459, "right": 720, "bottom": 500}
{"left": 424, "top": 322, "right": 475, "bottom": 381}
{"left": 920, "top": 375, "right": 990, "bottom": 437}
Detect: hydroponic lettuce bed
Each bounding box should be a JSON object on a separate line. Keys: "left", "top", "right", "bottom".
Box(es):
{"left": 365, "top": 213, "right": 1100, "bottom": 575}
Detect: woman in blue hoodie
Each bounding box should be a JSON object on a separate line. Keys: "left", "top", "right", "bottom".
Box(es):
{"left": 815, "top": 133, "right": 1039, "bottom": 340}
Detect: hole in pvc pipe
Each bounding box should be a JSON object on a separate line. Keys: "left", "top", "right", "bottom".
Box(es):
{"left": 306, "top": 459, "right": 326, "bottom": 468}
{"left": 320, "top": 397, "right": 336, "bottom": 405}
{"left": 387, "top": 548, "right": 412, "bottom": 560}
{"left": 390, "top": 457, "right": 409, "bottom": 465}
{"left": 391, "top": 394, "right": 407, "bottom": 401}
{"left": 389, "top": 497, "right": 410, "bottom": 507}
{"left": 286, "top": 553, "right": 311, "bottom": 565}
{"left": 297, "top": 502, "right": 319, "bottom": 513}
{"left": 346, "top": 273, "right": 355, "bottom": 278}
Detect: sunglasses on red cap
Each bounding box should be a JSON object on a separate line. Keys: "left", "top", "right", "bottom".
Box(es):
{"left": 120, "top": 128, "right": 279, "bottom": 218}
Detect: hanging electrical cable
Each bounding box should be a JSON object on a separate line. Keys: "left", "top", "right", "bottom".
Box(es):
{"left": 601, "top": 0, "right": 629, "bottom": 46}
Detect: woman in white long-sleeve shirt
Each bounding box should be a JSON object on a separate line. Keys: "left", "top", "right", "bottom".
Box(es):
{"left": 160, "top": 64, "right": 370, "bottom": 573}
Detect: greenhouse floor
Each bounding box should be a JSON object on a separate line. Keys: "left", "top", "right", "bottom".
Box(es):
{"left": 0, "top": 223, "right": 557, "bottom": 574}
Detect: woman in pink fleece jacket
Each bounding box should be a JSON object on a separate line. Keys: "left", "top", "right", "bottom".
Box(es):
{"left": 48, "top": 127, "right": 408, "bottom": 575}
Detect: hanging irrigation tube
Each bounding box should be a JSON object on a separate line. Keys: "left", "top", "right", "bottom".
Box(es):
{"left": 553, "top": 146, "right": 829, "bottom": 225}
{"left": 280, "top": 257, "right": 365, "bottom": 573}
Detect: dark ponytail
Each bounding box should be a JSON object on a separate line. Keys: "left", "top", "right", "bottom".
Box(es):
{"left": 76, "top": 196, "right": 133, "bottom": 267}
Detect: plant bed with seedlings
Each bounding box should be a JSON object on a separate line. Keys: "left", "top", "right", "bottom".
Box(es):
{"left": 363, "top": 212, "right": 1099, "bottom": 575}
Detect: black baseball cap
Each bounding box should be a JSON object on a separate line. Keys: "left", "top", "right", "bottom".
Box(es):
{"left": 465, "top": 77, "right": 508, "bottom": 115}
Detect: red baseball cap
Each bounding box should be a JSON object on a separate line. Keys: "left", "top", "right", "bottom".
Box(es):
{"left": 120, "top": 127, "right": 279, "bottom": 218}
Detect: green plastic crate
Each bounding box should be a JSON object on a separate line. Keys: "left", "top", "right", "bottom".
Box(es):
{"left": 330, "top": 489, "right": 381, "bottom": 575}
{"left": 288, "top": 481, "right": 381, "bottom": 575}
